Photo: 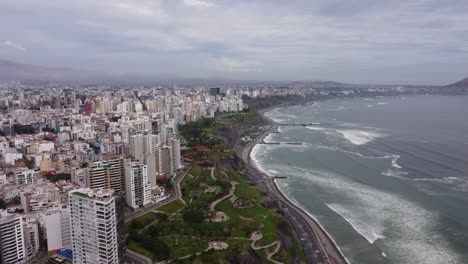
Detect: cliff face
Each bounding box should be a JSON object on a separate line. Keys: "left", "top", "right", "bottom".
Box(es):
{"left": 215, "top": 111, "right": 268, "bottom": 149}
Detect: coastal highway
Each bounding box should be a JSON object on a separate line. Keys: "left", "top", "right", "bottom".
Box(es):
{"left": 240, "top": 112, "right": 348, "bottom": 264}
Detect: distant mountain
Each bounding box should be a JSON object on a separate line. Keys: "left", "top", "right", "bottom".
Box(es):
{"left": 287, "top": 80, "right": 348, "bottom": 89}
{"left": 0, "top": 59, "right": 97, "bottom": 83}
{"left": 446, "top": 77, "right": 468, "bottom": 88}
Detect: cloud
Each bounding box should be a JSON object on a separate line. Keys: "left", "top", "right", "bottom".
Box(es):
{"left": 217, "top": 57, "right": 262, "bottom": 73}
{"left": 0, "top": 40, "right": 27, "bottom": 52}
{"left": 0, "top": 0, "right": 467, "bottom": 84}
{"left": 183, "top": 0, "right": 215, "bottom": 8}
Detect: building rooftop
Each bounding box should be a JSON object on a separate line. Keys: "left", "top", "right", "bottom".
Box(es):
{"left": 70, "top": 188, "right": 114, "bottom": 201}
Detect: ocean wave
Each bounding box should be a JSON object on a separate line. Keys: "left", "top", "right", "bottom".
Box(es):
{"left": 391, "top": 155, "right": 402, "bottom": 169}
{"left": 273, "top": 179, "right": 352, "bottom": 264}
{"left": 377, "top": 102, "right": 389, "bottom": 105}
{"left": 284, "top": 167, "right": 461, "bottom": 264}
{"left": 336, "top": 129, "right": 386, "bottom": 145}
{"left": 381, "top": 169, "right": 408, "bottom": 179}
{"left": 411, "top": 176, "right": 468, "bottom": 186}
{"left": 306, "top": 126, "right": 326, "bottom": 131}
{"left": 263, "top": 133, "right": 274, "bottom": 143}
{"left": 326, "top": 203, "right": 386, "bottom": 244}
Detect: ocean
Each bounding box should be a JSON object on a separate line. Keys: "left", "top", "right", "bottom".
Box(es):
{"left": 251, "top": 95, "right": 468, "bottom": 264}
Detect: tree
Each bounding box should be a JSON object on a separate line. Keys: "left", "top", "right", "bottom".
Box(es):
{"left": 141, "top": 236, "right": 171, "bottom": 261}
{"left": 182, "top": 206, "right": 206, "bottom": 223}
{"left": 45, "top": 173, "right": 71, "bottom": 183}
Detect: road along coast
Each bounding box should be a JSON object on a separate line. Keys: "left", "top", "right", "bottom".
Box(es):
{"left": 240, "top": 107, "right": 349, "bottom": 264}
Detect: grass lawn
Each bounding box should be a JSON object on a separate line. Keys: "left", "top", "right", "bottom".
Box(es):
{"left": 231, "top": 110, "right": 257, "bottom": 122}
{"left": 291, "top": 224, "right": 307, "bottom": 263}
{"left": 128, "top": 240, "right": 154, "bottom": 260}
{"left": 158, "top": 199, "right": 185, "bottom": 214}
{"left": 126, "top": 112, "right": 305, "bottom": 263}
{"left": 160, "top": 237, "right": 209, "bottom": 258}
{"left": 125, "top": 212, "right": 160, "bottom": 232}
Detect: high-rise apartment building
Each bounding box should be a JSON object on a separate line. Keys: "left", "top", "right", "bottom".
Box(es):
{"left": 85, "top": 157, "right": 126, "bottom": 193}
{"left": 171, "top": 138, "right": 182, "bottom": 170}
{"left": 41, "top": 208, "right": 71, "bottom": 251}
{"left": 125, "top": 162, "right": 152, "bottom": 209}
{"left": 143, "top": 133, "right": 159, "bottom": 155}
{"left": 154, "top": 145, "right": 173, "bottom": 176}
{"left": 129, "top": 134, "right": 144, "bottom": 161}
{"left": 69, "top": 188, "right": 126, "bottom": 264}
{"left": 0, "top": 217, "right": 26, "bottom": 264}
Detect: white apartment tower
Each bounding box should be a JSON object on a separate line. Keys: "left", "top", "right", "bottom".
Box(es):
{"left": 125, "top": 162, "right": 152, "bottom": 209}
{"left": 129, "top": 134, "right": 144, "bottom": 161}
{"left": 41, "top": 208, "right": 71, "bottom": 251}
{"left": 154, "top": 145, "right": 173, "bottom": 176}
{"left": 143, "top": 133, "right": 159, "bottom": 155}
{"left": 143, "top": 154, "right": 157, "bottom": 187}
{"left": 69, "top": 188, "right": 126, "bottom": 264}
{"left": 171, "top": 138, "right": 182, "bottom": 170}
{"left": 0, "top": 217, "right": 26, "bottom": 264}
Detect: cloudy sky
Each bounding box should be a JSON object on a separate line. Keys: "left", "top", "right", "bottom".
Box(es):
{"left": 0, "top": 0, "right": 467, "bottom": 84}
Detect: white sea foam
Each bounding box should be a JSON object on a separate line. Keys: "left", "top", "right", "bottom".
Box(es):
{"left": 377, "top": 102, "right": 389, "bottom": 105}
{"left": 381, "top": 169, "right": 408, "bottom": 179}
{"left": 368, "top": 104, "right": 374, "bottom": 107}
{"left": 326, "top": 203, "right": 386, "bottom": 244}
{"left": 268, "top": 169, "right": 279, "bottom": 174}
{"left": 277, "top": 167, "right": 461, "bottom": 264}
{"left": 336, "top": 130, "right": 385, "bottom": 145}
{"left": 263, "top": 133, "right": 274, "bottom": 143}
{"left": 412, "top": 176, "right": 468, "bottom": 185}
{"left": 391, "top": 155, "right": 402, "bottom": 169}
{"left": 306, "top": 126, "right": 326, "bottom": 131}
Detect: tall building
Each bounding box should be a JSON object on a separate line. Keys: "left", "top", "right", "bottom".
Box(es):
{"left": 41, "top": 208, "right": 71, "bottom": 251}
{"left": 210, "top": 87, "right": 221, "bottom": 97}
{"left": 125, "top": 162, "right": 152, "bottom": 209}
{"left": 143, "top": 154, "right": 157, "bottom": 187}
{"left": 0, "top": 217, "right": 26, "bottom": 264}
{"left": 154, "top": 145, "right": 173, "bottom": 176}
{"left": 171, "top": 138, "right": 182, "bottom": 170}
{"left": 85, "top": 157, "right": 126, "bottom": 193}
{"left": 143, "top": 133, "right": 159, "bottom": 155}
{"left": 69, "top": 188, "right": 126, "bottom": 264}
{"left": 129, "top": 134, "right": 144, "bottom": 161}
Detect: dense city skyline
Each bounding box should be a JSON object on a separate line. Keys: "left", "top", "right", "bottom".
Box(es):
{"left": 1, "top": 0, "right": 468, "bottom": 85}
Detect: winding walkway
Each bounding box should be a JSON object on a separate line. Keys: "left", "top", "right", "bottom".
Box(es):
{"left": 250, "top": 232, "right": 283, "bottom": 264}
{"left": 210, "top": 167, "right": 216, "bottom": 180}
{"left": 209, "top": 181, "right": 238, "bottom": 211}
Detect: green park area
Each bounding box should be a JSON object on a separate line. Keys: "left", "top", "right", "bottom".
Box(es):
{"left": 126, "top": 114, "right": 306, "bottom": 263}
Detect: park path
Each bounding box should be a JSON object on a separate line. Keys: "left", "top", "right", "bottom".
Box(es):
{"left": 210, "top": 167, "right": 216, "bottom": 180}
{"left": 209, "top": 181, "right": 238, "bottom": 211}
{"left": 250, "top": 232, "right": 284, "bottom": 264}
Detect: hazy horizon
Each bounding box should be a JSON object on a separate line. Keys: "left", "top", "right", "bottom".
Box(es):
{"left": 1, "top": 0, "right": 468, "bottom": 85}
